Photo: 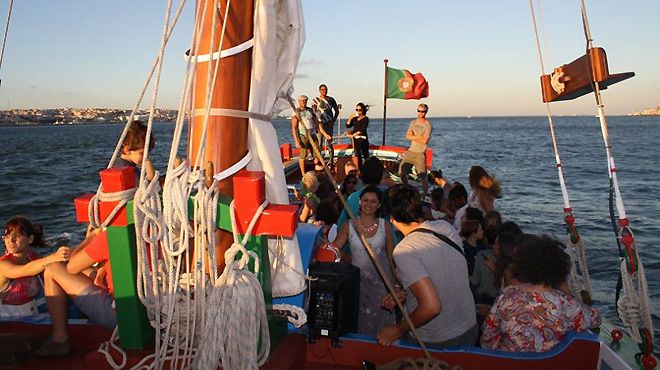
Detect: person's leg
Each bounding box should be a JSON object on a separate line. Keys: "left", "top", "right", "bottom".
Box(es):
{"left": 399, "top": 153, "right": 412, "bottom": 185}
{"left": 355, "top": 139, "right": 365, "bottom": 169}
{"left": 43, "top": 262, "right": 94, "bottom": 342}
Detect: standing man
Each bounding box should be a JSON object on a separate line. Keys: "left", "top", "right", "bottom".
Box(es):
{"left": 378, "top": 184, "right": 477, "bottom": 348}
{"left": 398, "top": 103, "right": 432, "bottom": 194}
{"left": 291, "top": 95, "right": 319, "bottom": 177}
{"left": 312, "top": 84, "right": 339, "bottom": 165}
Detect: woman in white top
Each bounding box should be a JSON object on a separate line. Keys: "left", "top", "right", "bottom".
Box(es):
{"left": 332, "top": 185, "right": 397, "bottom": 336}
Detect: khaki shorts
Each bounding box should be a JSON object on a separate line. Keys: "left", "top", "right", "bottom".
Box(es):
{"left": 298, "top": 135, "right": 318, "bottom": 160}
{"left": 399, "top": 150, "right": 427, "bottom": 176}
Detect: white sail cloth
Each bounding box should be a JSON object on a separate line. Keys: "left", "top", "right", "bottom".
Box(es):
{"left": 246, "top": 0, "right": 305, "bottom": 297}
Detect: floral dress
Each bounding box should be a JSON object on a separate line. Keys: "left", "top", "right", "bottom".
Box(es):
{"left": 480, "top": 285, "right": 601, "bottom": 352}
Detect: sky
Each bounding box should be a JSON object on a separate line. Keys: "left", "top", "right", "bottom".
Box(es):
{"left": 1, "top": 1, "right": 658, "bottom": 117}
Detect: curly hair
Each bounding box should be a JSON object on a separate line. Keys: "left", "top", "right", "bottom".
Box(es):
{"left": 513, "top": 234, "right": 570, "bottom": 288}
{"left": 123, "top": 120, "right": 155, "bottom": 152}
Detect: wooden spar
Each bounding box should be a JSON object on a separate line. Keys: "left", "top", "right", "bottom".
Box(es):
{"left": 382, "top": 58, "right": 388, "bottom": 146}
{"left": 189, "top": 0, "right": 255, "bottom": 269}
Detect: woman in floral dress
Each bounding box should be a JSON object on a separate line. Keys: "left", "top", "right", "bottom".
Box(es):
{"left": 480, "top": 234, "right": 601, "bottom": 352}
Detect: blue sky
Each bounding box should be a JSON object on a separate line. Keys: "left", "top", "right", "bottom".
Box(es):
{"left": 1, "top": 1, "right": 658, "bottom": 117}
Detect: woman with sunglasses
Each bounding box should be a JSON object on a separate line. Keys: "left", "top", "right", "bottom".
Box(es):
{"left": 346, "top": 102, "right": 370, "bottom": 169}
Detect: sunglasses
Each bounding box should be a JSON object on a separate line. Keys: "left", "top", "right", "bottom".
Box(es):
{"left": 356, "top": 109, "right": 363, "bottom": 112}
{"left": 417, "top": 110, "right": 428, "bottom": 113}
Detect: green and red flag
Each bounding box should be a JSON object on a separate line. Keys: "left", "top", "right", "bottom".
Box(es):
{"left": 386, "top": 66, "right": 429, "bottom": 100}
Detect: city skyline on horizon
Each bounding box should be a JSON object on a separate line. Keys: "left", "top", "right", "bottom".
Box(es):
{"left": 0, "top": 1, "right": 658, "bottom": 118}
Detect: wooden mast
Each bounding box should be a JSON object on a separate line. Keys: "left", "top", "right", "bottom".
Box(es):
{"left": 189, "top": 0, "right": 255, "bottom": 269}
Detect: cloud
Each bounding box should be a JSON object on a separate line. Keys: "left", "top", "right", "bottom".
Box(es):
{"left": 298, "top": 58, "right": 322, "bottom": 66}
{"left": 295, "top": 74, "right": 309, "bottom": 80}
{"left": 30, "top": 85, "right": 38, "bottom": 89}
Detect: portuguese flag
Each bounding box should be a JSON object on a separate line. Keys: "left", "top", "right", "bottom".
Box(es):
{"left": 386, "top": 66, "right": 429, "bottom": 100}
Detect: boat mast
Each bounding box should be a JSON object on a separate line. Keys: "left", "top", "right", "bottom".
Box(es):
{"left": 382, "top": 58, "right": 388, "bottom": 146}
{"left": 189, "top": 0, "right": 255, "bottom": 269}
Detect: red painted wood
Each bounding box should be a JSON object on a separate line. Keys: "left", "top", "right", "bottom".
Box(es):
{"left": 231, "top": 170, "right": 298, "bottom": 237}
{"left": 100, "top": 167, "right": 136, "bottom": 193}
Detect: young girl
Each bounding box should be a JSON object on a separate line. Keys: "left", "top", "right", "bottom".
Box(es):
{"left": 0, "top": 216, "right": 70, "bottom": 318}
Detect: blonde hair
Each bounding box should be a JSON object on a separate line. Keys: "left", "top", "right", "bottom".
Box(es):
{"left": 302, "top": 171, "right": 319, "bottom": 192}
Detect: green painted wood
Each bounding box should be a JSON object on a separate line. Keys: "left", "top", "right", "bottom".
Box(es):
{"left": 215, "top": 194, "right": 288, "bottom": 354}
{"left": 105, "top": 211, "right": 154, "bottom": 350}
{"left": 597, "top": 319, "right": 647, "bottom": 370}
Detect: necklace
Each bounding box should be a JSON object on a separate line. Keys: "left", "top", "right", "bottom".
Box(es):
{"left": 359, "top": 218, "right": 378, "bottom": 233}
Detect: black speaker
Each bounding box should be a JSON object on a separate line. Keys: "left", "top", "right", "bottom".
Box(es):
{"left": 306, "top": 262, "right": 360, "bottom": 346}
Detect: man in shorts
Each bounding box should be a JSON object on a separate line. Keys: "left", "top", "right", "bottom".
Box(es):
{"left": 312, "top": 84, "right": 339, "bottom": 165}
{"left": 292, "top": 95, "right": 319, "bottom": 177}
{"left": 399, "top": 103, "right": 432, "bottom": 194}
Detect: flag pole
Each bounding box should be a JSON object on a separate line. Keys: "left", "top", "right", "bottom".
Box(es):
{"left": 382, "top": 58, "right": 388, "bottom": 146}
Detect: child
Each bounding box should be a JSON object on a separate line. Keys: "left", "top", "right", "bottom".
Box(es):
{"left": 33, "top": 121, "right": 155, "bottom": 356}
{"left": 114, "top": 120, "right": 157, "bottom": 183}
{"left": 460, "top": 219, "right": 485, "bottom": 277}
{"left": 0, "top": 216, "right": 70, "bottom": 318}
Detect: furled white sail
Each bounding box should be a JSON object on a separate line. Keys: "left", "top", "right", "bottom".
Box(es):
{"left": 246, "top": 0, "right": 306, "bottom": 297}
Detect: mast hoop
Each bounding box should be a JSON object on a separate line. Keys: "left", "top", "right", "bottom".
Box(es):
{"left": 193, "top": 107, "right": 271, "bottom": 122}
{"left": 186, "top": 37, "right": 254, "bottom": 63}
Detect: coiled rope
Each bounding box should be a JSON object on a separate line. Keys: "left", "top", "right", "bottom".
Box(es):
{"left": 528, "top": 0, "right": 591, "bottom": 303}
{"left": 194, "top": 200, "right": 270, "bottom": 370}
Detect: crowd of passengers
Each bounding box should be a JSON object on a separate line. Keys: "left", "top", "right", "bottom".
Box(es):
{"left": 296, "top": 157, "right": 601, "bottom": 353}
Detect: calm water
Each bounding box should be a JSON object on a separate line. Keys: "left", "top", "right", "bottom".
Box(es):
{"left": 1, "top": 115, "right": 659, "bottom": 339}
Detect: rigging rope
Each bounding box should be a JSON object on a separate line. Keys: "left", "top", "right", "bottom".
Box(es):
{"left": 0, "top": 0, "right": 13, "bottom": 77}
{"left": 577, "top": 0, "right": 655, "bottom": 362}
{"left": 286, "top": 96, "right": 436, "bottom": 361}
{"left": 528, "top": 0, "right": 592, "bottom": 302}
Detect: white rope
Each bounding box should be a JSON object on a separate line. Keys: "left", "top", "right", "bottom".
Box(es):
{"left": 88, "top": 187, "right": 137, "bottom": 229}
{"left": 577, "top": 0, "right": 654, "bottom": 350}
{"left": 193, "top": 107, "right": 272, "bottom": 122}
{"left": 212, "top": 151, "right": 252, "bottom": 182}
{"left": 528, "top": 0, "right": 592, "bottom": 302}
{"left": 194, "top": 200, "right": 270, "bottom": 370}
{"left": 271, "top": 303, "right": 307, "bottom": 328}
{"left": 186, "top": 37, "right": 254, "bottom": 62}
{"left": 98, "top": 328, "right": 128, "bottom": 370}
{"left": 0, "top": 0, "right": 13, "bottom": 74}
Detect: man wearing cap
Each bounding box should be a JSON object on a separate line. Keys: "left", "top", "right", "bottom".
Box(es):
{"left": 291, "top": 95, "right": 319, "bottom": 177}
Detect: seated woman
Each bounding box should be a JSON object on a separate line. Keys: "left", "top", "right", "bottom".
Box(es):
{"left": 454, "top": 166, "right": 501, "bottom": 232}
{"left": 341, "top": 174, "right": 358, "bottom": 199}
{"left": 332, "top": 185, "right": 396, "bottom": 336}
{"left": 480, "top": 234, "right": 601, "bottom": 352}
{"left": 1, "top": 216, "right": 70, "bottom": 318}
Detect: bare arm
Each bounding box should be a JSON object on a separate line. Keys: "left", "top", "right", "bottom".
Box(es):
{"left": 478, "top": 191, "right": 494, "bottom": 213}
{"left": 67, "top": 245, "right": 97, "bottom": 275}
{"left": 385, "top": 222, "right": 397, "bottom": 283}
{"left": 0, "top": 247, "right": 71, "bottom": 279}
{"left": 291, "top": 118, "right": 301, "bottom": 147}
{"left": 377, "top": 277, "right": 442, "bottom": 345}
{"left": 332, "top": 222, "right": 351, "bottom": 263}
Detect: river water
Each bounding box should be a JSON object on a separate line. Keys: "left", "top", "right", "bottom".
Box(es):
{"left": 1, "top": 115, "right": 658, "bottom": 339}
